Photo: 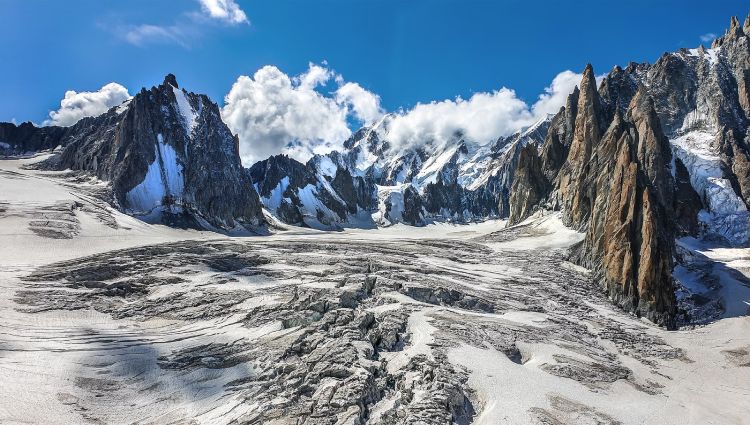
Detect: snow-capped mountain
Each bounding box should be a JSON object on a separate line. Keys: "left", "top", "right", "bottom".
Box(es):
{"left": 247, "top": 15, "right": 750, "bottom": 327}
{"left": 1, "top": 74, "right": 265, "bottom": 232}
{"left": 3, "top": 15, "right": 750, "bottom": 328}
{"left": 598, "top": 21, "right": 750, "bottom": 246}
{"left": 250, "top": 113, "right": 553, "bottom": 229}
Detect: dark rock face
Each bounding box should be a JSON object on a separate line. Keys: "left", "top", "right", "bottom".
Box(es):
{"left": 0, "top": 122, "right": 68, "bottom": 154}
{"left": 249, "top": 155, "right": 313, "bottom": 225}
{"left": 673, "top": 158, "right": 703, "bottom": 237}
{"left": 508, "top": 143, "right": 548, "bottom": 224}
{"left": 8, "top": 75, "right": 265, "bottom": 231}
{"left": 540, "top": 87, "right": 578, "bottom": 182}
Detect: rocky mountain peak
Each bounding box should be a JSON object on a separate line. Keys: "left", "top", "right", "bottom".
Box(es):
{"left": 509, "top": 66, "right": 681, "bottom": 327}
{"left": 4, "top": 75, "right": 265, "bottom": 232}
{"left": 731, "top": 15, "right": 741, "bottom": 30}
{"left": 163, "top": 73, "right": 179, "bottom": 88}
{"left": 713, "top": 15, "right": 749, "bottom": 47}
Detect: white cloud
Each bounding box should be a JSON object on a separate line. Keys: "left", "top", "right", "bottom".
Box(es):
{"left": 123, "top": 24, "right": 188, "bottom": 48}
{"left": 198, "top": 0, "right": 249, "bottom": 25}
{"left": 700, "top": 33, "right": 717, "bottom": 43}
{"left": 222, "top": 64, "right": 354, "bottom": 165}
{"left": 114, "top": 0, "right": 248, "bottom": 48}
{"left": 223, "top": 63, "right": 589, "bottom": 166}
{"left": 385, "top": 89, "right": 536, "bottom": 152}
{"left": 384, "top": 70, "right": 593, "bottom": 152}
{"left": 336, "top": 82, "right": 384, "bottom": 125}
{"left": 45, "top": 83, "right": 132, "bottom": 127}
{"left": 531, "top": 70, "right": 585, "bottom": 117}
{"left": 295, "top": 63, "right": 334, "bottom": 90}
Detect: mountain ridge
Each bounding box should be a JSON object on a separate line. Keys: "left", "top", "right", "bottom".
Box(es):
{"left": 3, "top": 15, "right": 750, "bottom": 327}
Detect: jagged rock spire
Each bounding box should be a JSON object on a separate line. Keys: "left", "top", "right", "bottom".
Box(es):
{"left": 731, "top": 15, "right": 741, "bottom": 31}
{"left": 713, "top": 15, "right": 748, "bottom": 47}
{"left": 554, "top": 64, "right": 605, "bottom": 224}
{"left": 567, "top": 64, "right": 602, "bottom": 166}
{"left": 581, "top": 63, "right": 597, "bottom": 91}
{"left": 163, "top": 73, "right": 179, "bottom": 88}
{"left": 628, "top": 89, "right": 674, "bottom": 214}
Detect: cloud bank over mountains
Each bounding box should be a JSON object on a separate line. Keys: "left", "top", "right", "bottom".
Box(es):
{"left": 221, "top": 63, "right": 384, "bottom": 164}
{"left": 222, "top": 64, "right": 596, "bottom": 164}
{"left": 43, "top": 62, "right": 595, "bottom": 165}
{"left": 44, "top": 83, "right": 131, "bottom": 127}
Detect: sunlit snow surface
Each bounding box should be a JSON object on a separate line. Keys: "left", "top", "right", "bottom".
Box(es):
{"left": 1, "top": 156, "right": 750, "bottom": 424}
{"left": 260, "top": 176, "right": 290, "bottom": 212}
{"left": 685, "top": 47, "right": 720, "bottom": 66}
{"left": 171, "top": 85, "right": 198, "bottom": 134}
{"left": 115, "top": 98, "right": 132, "bottom": 115}
{"left": 125, "top": 134, "right": 184, "bottom": 217}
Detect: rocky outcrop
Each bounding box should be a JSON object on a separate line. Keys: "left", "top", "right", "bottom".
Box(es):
{"left": 249, "top": 155, "right": 314, "bottom": 225}
{"left": 9, "top": 75, "right": 265, "bottom": 231}
{"left": 540, "top": 87, "right": 578, "bottom": 181}
{"left": 510, "top": 69, "right": 680, "bottom": 327}
{"left": 507, "top": 15, "right": 750, "bottom": 326}
{"left": 596, "top": 94, "right": 676, "bottom": 327}
{"left": 508, "top": 143, "right": 548, "bottom": 224}
{"left": 556, "top": 65, "right": 607, "bottom": 227}
{"left": 249, "top": 153, "right": 378, "bottom": 229}
{"left": 0, "top": 122, "right": 68, "bottom": 154}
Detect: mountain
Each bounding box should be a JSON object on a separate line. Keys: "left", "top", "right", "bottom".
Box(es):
{"left": 248, "top": 15, "right": 750, "bottom": 327}
{"left": 509, "top": 16, "right": 750, "bottom": 327}
{"left": 0, "top": 121, "right": 69, "bottom": 153}
{"left": 250, "top": 114, "right": 552, "bottom": 229}
{"left": 1, "top": 75, "right": 265, "bottom": 232}
{"left": 4, "top": 15, "right": 750, "bottom": 328}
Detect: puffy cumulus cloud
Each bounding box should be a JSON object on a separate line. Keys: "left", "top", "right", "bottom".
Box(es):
{"left": 44, "top": 83, "right": 132, "bottom": 127}
{"left": 222, "top": 63, "right": 383, "bottom": 165}
{"left": 296, "top": 63, "right": 333, "bottom": 89}
{"left": 224, "top": 65, "right": 593, "bottom": 165}
{"left": 531, "top": 70, "right": 585, "bottom": 117}
{"left": 198, "top": 0, "right": 249, "bottom": 25}
{"left": 222, "top": 64, "right": 351, "bottom": 164}
{"left": 385, "top": 89, "right": 535, "bottom": 151}
{"left": 336, "top": 82, "right": 384, "bottom": 124}
{"left": 385, "top": 69, "right": 593, "bottom": 152}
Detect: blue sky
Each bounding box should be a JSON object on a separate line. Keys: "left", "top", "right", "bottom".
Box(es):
{"left": 1, "top": 0, "right": 748, "bottom": 163}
